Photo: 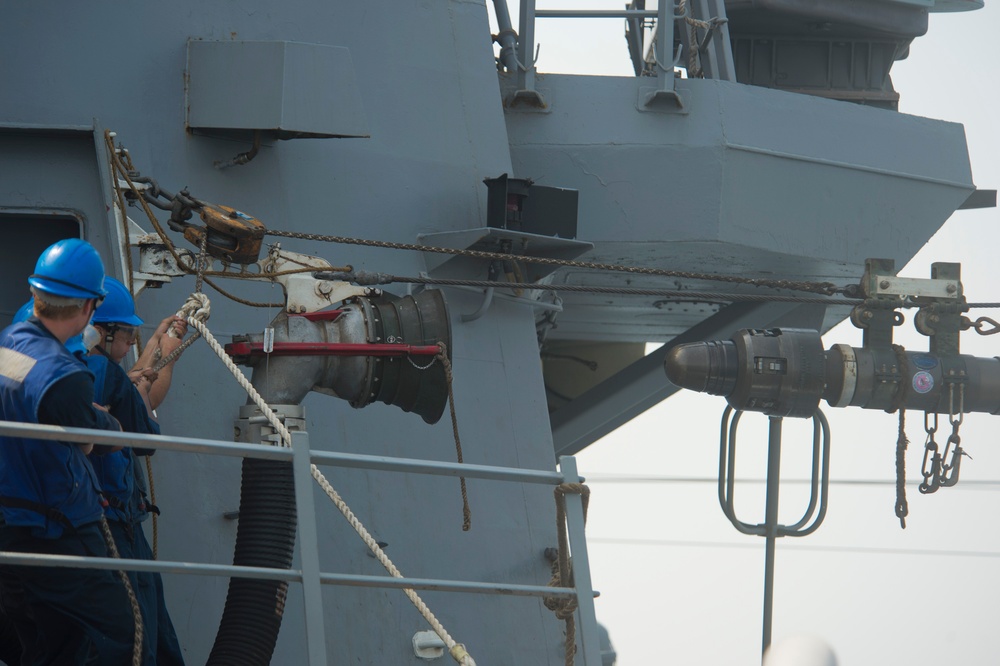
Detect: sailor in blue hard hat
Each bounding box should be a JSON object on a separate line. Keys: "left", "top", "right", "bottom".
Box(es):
{"left": 91, "top": 275, "right": 188, "bottom": 409}
{"left": 87, "top": 276, "right": 188, "bottom": 666}
{"left": 0, "top": 238, "right": 139, "bottom": 665}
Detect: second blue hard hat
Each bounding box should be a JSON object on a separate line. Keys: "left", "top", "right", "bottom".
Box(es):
{"left": 28, "top": 238, "right": 107, "bottom": 300}
{"left": 92, "top": 276, "right": 143, "bottom": 326}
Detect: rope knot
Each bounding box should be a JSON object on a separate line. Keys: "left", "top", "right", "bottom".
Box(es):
{"left": 175, "top": 292, "right": 210, "bottom": 323}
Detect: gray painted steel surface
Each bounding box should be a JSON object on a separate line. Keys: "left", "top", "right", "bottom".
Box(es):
{"left": 0, "top": 1, "right": 983, "bottom": 663}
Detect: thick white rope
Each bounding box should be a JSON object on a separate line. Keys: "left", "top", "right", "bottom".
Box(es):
{"left": 185, "top": 317, "right": 477, "bottom": 666}
{"left": 169, "top": 293, "right": 211, "bottom": 338}
{"left": 152, "top": 293, "right": 211, "bottom": 372}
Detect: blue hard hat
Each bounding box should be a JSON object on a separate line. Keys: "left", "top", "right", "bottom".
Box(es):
{"left": 13, "top": 299, "right": 87, "bottom": 355}
{"left": 28, "top": 238, "right": 107, "bottom": 300}
{"left": 92, "top": 276, "right": 143, "bottom": 326}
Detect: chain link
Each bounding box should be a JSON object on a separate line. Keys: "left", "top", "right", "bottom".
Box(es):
{"left": 918, "top": 412, "right": 941, "bottom": 495}
{"left": 918, "top": 384, "right": 970, "bottom": 495}
{"left": 939, "top": 383, "right": 969, "bottom": 488}
{"left": 265, "top": 229, "right": 844, "bottom": 295}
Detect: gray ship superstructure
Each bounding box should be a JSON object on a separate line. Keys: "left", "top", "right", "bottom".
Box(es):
{"left": 0, "top": 1, "right": 990, "bottom": 664}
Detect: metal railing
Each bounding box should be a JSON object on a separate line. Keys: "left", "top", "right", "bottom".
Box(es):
{"left": 0, "top": 420, "right": 602, "bottom": 664}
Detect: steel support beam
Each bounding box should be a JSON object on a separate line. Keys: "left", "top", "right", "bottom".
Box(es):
{"left": 550, "top": 301, "right": 829, "bottom": 456}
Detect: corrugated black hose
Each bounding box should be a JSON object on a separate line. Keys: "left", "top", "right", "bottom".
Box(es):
{"left": 207, "top": 458, "right": 298, "bottom": 665}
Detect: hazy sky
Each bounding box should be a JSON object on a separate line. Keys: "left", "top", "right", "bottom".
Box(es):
{"left": 490, "top": 3, "right": 1000, "bottom": 664}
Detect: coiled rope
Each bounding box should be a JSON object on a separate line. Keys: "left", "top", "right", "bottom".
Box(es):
{"left": 185, "top": 316, "right": 477, "bottom": 666}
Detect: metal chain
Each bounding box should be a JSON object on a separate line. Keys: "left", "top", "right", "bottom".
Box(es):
{"left": 918, "top": 384, "right": 970, "bottom": 495}
{"left": 940, "top": 383, "right": 969, "bottom": 488}
{"left": 919, "top": 412, "right": 941, "bottom": 494}
{"left": 106, "top": 134, "right": 1000, "bottom": 313}
{"left": 194, "top": 230, "right": 209, "bottom": 294}
{"left": 265, "top": 229, "right": 843, "bottom": 295}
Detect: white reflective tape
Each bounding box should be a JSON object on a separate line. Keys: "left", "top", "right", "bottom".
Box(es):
{"left": 0, "top": 348, "right": 36, "bottom": 384}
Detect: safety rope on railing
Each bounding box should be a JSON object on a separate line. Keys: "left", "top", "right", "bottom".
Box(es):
{"left": 185, "top": 316, "right": 477, "bottom": 666}
{"left": 544, "top": 482, "right": 590, "bottom": 666}
{"left": 98, "top": 515, "right": 144, "bottom": 666}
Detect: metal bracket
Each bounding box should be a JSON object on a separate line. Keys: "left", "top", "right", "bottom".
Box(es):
{"left": 851, "top": 258, "right": 903, "bottom": 349}
{"left": 913, "top": 262, "right": 967, "bottom": 357}
{"left": 258, "top": 246, "right": 369, "bottom": 313}
{"left": 412, "top": 631, "right": 445, "bottom": 660}
{"left": 506, "top": 88, "right": 550, "bottom": 112}
{"left": 873, "top": 274, "right": 961, "bottom": 300}
{"left": 638, "top": 85, "right": 686, "bottom": 113}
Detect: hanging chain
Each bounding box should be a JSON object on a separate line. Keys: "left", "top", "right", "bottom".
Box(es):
{"left": 918, "top": 383, "right": 970, "bottom": 495}
{"left": 939, "top": 383, "right": 970, "bottom": 488}
{"left": 918, "top": 412, "right": 941, "bottom": 495}
{"left": 194, "top": 230, "right": 209, "bottom": 294}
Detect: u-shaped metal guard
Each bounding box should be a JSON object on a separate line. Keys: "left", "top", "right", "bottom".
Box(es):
{"left": 718, "top": 406, "right": 831, "bottom": 538}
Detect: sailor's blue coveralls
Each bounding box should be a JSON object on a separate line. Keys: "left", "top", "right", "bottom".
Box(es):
{"left": 0, "top": 320, "right": 135, "bottom": 665}
{"left": 87, "top": 354, "right": 186, "bottom": 666}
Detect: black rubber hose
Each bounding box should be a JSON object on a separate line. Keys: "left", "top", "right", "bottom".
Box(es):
{"left": 207, "top": 458, "right": 298, "bottom": 666}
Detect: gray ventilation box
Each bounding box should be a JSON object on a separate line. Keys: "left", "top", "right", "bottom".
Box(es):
{"left": 186, "top": 40, "right": 369, "bottom": 139}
